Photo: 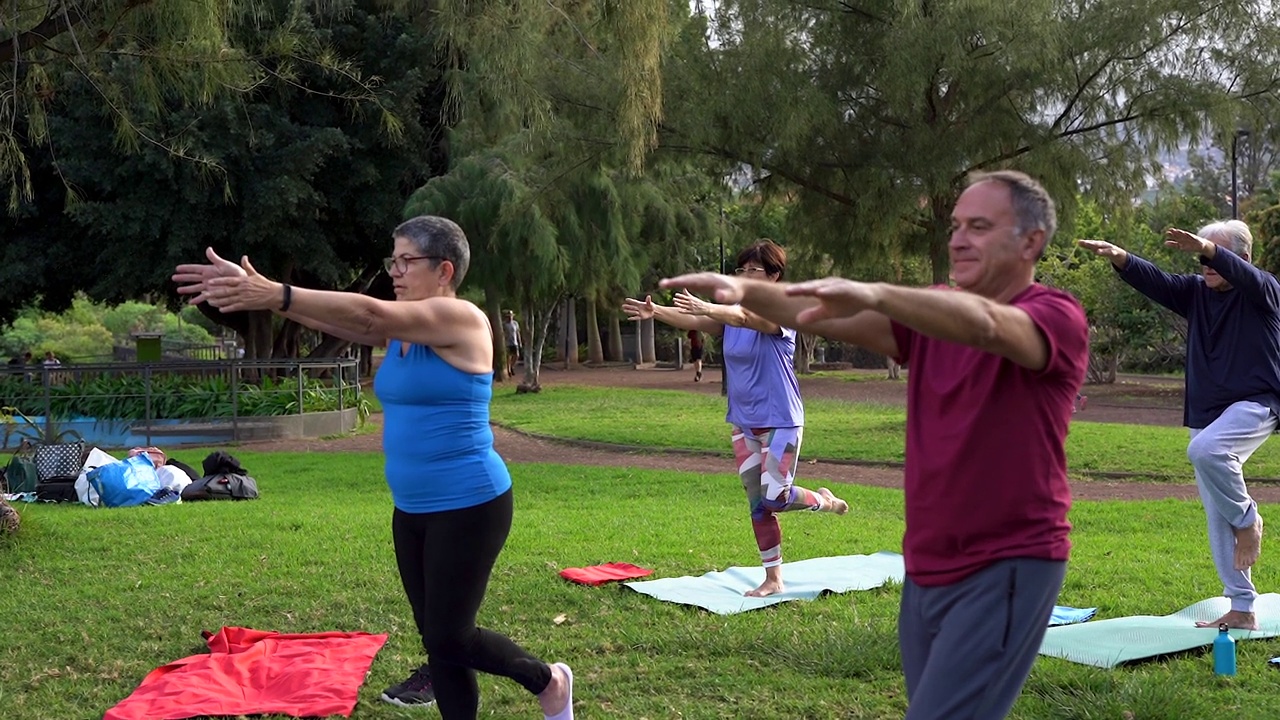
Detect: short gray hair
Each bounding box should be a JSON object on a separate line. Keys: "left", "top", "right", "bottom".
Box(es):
{"left": 1198, "top": 220, "right": 1252, "bottom": 258}
{"left": 393, "top": 216, "right": 471, "bottom": 290}
{"left": 967, "top": 170, "right": 1058, "bottom": 257}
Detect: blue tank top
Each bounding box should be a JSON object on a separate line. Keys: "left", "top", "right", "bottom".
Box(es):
{"left": 374, "top": 340, "right": 512, "bottom": 512}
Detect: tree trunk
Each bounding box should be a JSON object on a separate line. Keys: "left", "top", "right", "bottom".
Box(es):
{"left": 554, "top": 301, "right": 567, "bottom": 361}
{"left": 564, "top": 296, "right": 579, "bottom": 368}
{"left": 607, "top": 312, "right": 623, "bottom": 361}
{"left": 795, "top": 333, "right": 816, "bottom": 374}
{"left": 928, "top": 193, "right": 955, "bottom": 285}
{"left": 641, "top": 317, "right": 656, "bottom": 363}
{"left": 484, "top": 285, "right": 506, "bottom": 381}
{"left": 519, "top": 293, "right": 563, "bottom": 393}
{"left": 586, "top": 299, "right": 604, "bottom": 364}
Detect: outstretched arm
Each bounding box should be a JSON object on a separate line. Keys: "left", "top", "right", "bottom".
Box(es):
{"left": 1078, "top": 238, "right": 1195, "bottom": 317}
{"left": 660, "top": 273, "right": 897, "bottom": 357}
{"left": 673, "top": 291, "right": 781, "bottom": 335}
{"left": 622, "top": 295, "right": 724, "bottom": 335}
{"left": 1168, "top": 229, "right": 1280, "bottom": 311}
{"left": 176, "top": 248, "right": 484, "bottom": 348}
{"left": 785, "top": 278, "right": 1051, "bottom": 370}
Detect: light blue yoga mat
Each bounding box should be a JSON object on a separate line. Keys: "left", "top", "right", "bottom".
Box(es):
{"left": 1039, "top": 593, "right": 1280, "bottom": 668}
{"left": 623, "top": 551, "right": 906, "bottom": 615}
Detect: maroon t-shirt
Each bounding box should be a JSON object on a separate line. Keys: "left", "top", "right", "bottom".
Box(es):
{"left": 891, "top": 284, "right": 1088, "bottom": 586}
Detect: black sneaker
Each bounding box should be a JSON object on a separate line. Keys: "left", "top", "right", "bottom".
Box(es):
{"left": 380, "top": 664, "right": 435, "bottom": 707}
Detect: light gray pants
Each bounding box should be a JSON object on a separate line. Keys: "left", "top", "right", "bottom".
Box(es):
{"left": 1189, "top": 400, "right": 1277, "bottom": 613}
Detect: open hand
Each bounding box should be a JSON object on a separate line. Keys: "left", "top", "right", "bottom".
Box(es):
{"left": 1164, "top": 228, "right": 1215, "bottom": 258}
{"left": 659, "top": 273, "right": 744, "bottom": 304}
{"left": 203, "top": 256, "right": 283, "bottom": 313}
{"left": 784, "top": 278, "right": 879, "bottom": 324}
{"left": 673, "top": 290, "right": 712, "bottom": 316}
{"left": 1076, "top": 239, "right": 1130, "bottom": 267}
{"left": 622, "top": 295, "right": 657, "bottom": 321}
{"left": 173, "top": 247, "right": 248, "bottom": 305}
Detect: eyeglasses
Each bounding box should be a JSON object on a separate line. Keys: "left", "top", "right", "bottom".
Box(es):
{"left": 383, "top": 255, "right": 443, "bottom": 275}
{"left": 734, "top": 267, "right": 768, "bottom": 276}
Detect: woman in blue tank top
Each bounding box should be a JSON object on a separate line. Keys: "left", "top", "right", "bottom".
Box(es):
{"left": 173, "top": 216, "right": 575, "bottom": 720}
{"left": 622, "top": 240, "right": 850, "bottom": 598}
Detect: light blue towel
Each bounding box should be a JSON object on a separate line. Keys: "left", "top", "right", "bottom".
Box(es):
{"left": 1050, "top": 606, "right": 1098, "bottom": 626}
{"left": 624, "top": 552, "right": 906, "bottom": 615}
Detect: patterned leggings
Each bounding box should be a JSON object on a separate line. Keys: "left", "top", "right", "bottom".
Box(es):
{"left": 732, "top": 425, "right": 821, "bottom": 568}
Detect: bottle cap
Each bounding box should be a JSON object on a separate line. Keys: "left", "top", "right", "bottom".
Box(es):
{"left": 1219, "top": 622, "right": 1230, "bottom": 631}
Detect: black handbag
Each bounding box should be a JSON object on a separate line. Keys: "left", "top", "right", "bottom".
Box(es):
{"left": 33, "top": 440, "right": 85, "bottom": 482}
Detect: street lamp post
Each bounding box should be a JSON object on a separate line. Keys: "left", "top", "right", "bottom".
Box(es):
{"left": 1232, "top": 128, "right": 1251, "bottom": 219}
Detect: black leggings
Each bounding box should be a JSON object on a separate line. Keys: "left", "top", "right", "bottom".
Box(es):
{"left": 392, "top": 489, "right": 551, "bottom": 719}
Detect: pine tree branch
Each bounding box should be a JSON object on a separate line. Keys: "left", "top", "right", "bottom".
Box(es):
{"left": 1, "top": 0, "right": 157, "bottom": 65}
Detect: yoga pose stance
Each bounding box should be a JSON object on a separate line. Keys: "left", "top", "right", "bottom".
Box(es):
{"left": 624, "top": 240, "right": 849, "bottom": 598}
{"left": 174, "top": 216, "right": 575, "bottom": 720}
{"left": 666, "top": 172, "right": 1087, "bottom": 719}
{"left": 1080, "top": 220, "right": 1279, "bottom": 630}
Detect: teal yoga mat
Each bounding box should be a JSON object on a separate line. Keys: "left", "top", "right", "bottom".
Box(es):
{"left": 1039, "top": 593, "right": 1280, "bottom": 668}
{"left": 623, "top": 552, "right": 906, "bottom": 614}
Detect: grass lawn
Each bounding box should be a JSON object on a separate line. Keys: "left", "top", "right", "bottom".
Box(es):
{"left": 490, "top": 385, "right": 1280, "bottom": 480}
{"left": 3, "top": 453, "right": 1280, "bottom": 718}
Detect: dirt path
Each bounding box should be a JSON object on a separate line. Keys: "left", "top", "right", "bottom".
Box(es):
{"left": 239, "top": 366, "right": 1280, "bottom": 503}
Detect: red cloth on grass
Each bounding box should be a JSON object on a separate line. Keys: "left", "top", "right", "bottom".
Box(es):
{"left": 559, "top": 562, "right": 653, "bottom": 586}
{"left": 104, "top": 626, "right": 388, "bottom": 720}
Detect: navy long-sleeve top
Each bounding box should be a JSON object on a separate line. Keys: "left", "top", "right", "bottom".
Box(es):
{"left": 1116, "top": 247, "right": 1280, "bottom": 428}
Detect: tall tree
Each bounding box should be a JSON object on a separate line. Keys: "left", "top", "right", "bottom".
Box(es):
{"left": 2, "top": 1, "right": 442, "bottom": 354}
{"left": 657, "top": 0, "right": 1280, "bottom": 282}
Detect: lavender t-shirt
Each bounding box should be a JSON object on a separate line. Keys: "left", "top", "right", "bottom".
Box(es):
{"left": 722, "top": 323, "right": 805, "bottom": 428}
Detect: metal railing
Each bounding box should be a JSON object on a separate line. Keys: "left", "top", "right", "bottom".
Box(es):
{"left": 1, "top": 358, "right": 362, "bottom": 448}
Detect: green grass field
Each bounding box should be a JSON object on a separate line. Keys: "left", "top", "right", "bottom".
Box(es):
{"left": 4, "top": 451, "right": 1280, "bottom": 719}
{"left": 489, "top": 385, "right": 1280, "bottom": 480}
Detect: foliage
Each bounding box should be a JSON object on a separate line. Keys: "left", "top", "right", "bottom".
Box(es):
{"left": 1, "top": 1, "right": 437, "bottom": 359}
{"left": 1038, "top": 200, "right": 1193, "bottom": 381}
{"left": 0, "top": 406, "right": 85, "bottom": 446}
{"left": 0, "top": 296, "right": 213, "bottom": 361}
{"left": 657, "top": 0, "right": 1280, "bottom": 282}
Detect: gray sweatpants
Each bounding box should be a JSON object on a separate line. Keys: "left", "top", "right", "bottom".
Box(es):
{"left": 1189, "top": 400, "right": 1277, "bottom": 613}
{"left": 899, "top": 557, "right": 1066, "bottom": 720}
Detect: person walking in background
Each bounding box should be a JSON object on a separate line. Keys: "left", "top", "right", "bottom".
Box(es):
{"left": 687, "top": 328, "right": 704, "bottom": 382}
{"left": 503, "top": 310, "right": 522, "bottom": 378}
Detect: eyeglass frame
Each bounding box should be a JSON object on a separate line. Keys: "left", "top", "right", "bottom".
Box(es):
{"left": 734, "top": 266, "right": 771, "bottom": 276}
{"left": 383, "top": 255, "right": 445, "bottom": 275}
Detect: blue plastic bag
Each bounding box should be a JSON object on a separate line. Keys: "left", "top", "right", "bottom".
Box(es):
{"left": 87, "top": 455, "right": 163, "bottom": 508}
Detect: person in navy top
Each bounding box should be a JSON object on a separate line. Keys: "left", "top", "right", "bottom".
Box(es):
{"left": 623, "top": 240, "right": 850, "bottom": 599}
{"left": 173, "top": 216, "right": 576, "bottom": 720}
{"left": 667, "top": 172, "right": 1088, "bottom": 720}
{"left": 1080, "top": 221, "right": 1280, "bottom": 631}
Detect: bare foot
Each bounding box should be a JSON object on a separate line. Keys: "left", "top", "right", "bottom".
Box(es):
{"left": 745, "top": 579, "right": 785, "bottom": 597}
{"left": 1195, "top": 610, "right": 1259, "bottom": 630}
{"left": 1234, "top": 514, "right": 1263, "bottom": 570}
{"left": 537, "top": 662, "right": 573, "bottom": 718}
{"left": 818, "top": 487, "right": 849, "bottom": 515}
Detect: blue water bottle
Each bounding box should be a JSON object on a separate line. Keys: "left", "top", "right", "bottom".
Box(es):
{"left": 1214, "top": 623, "right": 1237, "bottom": 676}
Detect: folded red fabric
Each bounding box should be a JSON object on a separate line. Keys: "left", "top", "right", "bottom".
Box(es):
{"left": 104, "top": 626, "right": 388, "bottom": 720}
{"left": 559, "top": 562, "right": 654, "bottom": 586}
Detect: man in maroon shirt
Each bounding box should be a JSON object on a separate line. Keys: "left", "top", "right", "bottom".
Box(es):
{"left": 664, "top": 171, "right": 1088, "bottom": 719}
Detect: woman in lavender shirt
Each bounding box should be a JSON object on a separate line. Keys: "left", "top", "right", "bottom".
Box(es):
{"left": 624, "top": 240, "right": 849, "bottom": 597}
